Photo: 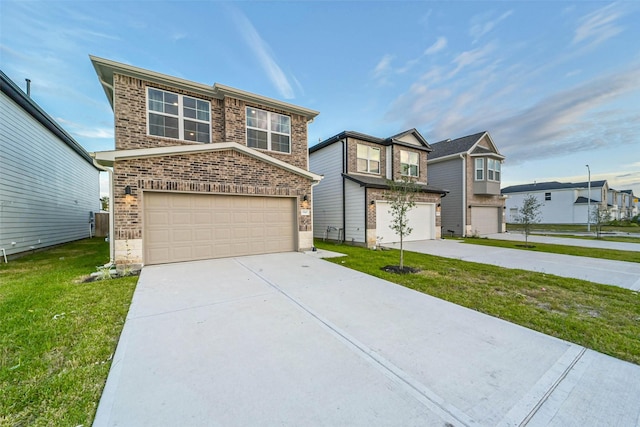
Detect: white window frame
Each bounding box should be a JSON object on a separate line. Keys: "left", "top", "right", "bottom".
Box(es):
{"left": 400, "top": 150, "right": 419, "bottom": 177}
{"left": 475, "top": 158, "right": 484, "bottom": 181}
{"left": 245, "top": 107, "right": 291, "bottom": 154}
{"left": 146, "top": 87, "right": 211, "bottom": 143}
{"left": 487, "top": 158, "right": 501, "bottom": 182}
{"left": 356, "top": 144, "right": 381, "bottom": 174}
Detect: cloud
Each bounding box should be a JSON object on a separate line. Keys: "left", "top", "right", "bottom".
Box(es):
{"left": 448, "top": 42, "right": 496, "bottom": 78}
{"left": 573, "top": 3, "right": 623, "bottom": 47}
{"left": 424, "top": 37, "right": 447, "bottom": 55}
{"left": 372, "top": 54, "right": 394, "bottom": 85}
{"left": 470, "top": 10, "right": 513, "bottom": 43}
{"left": 230, "top": 8, "right": 295, "bottom": 99}
{"left": 56, "top": 117, "right": 114, "bottom": 139}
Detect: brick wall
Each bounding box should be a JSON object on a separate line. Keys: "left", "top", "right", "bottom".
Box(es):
{"left": 113, "top": 74, "right": 309, "bottom": 170}
{"left": 113, "top": 150, "right": 313, "bottom": 241}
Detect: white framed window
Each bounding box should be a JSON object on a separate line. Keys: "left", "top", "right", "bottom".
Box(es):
{"left": 246, "top": 107, "right": 291, "bottom": 153}
{"left": 400, "top": 150, "right": 419, "bottom": 177}
{"left": 475, "top": 158, "right": 484, "bottom": 180}
{"left": 147, "top": 87, "right": 210, "bottom": 143}
{"left": 357, "top": 144, "right": 380, "bottom": 174}
{"left": 545, "top": 192, "right": 551, "bottom": 201}
{"left": 487, "top": 158, "right": 501, "bottom": 181}
{"left": 494, "top": 160, "right": 501, "bottom": 181}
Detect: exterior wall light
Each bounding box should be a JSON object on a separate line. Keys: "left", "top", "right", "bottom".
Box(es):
{"left": 124, "top": 185, "right": 132, "bottom": 196}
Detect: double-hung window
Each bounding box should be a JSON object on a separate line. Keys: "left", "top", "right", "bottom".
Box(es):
{"left": 357, "top": 144, "right": 380, "bottom": 174}
{"left": 475, "top": 158, "right": 484, "bottom": 180}
{"left": 487, "top": 158, "right": 501, "bottom": 181}
{"left": 400, "top": 150, "right": 419, "bottom": 177}
{"left": 246, "top": 107, "right": 291, "bottom": 153}
{"left": 147, "top": 87, "right": 210, "bottom": 143}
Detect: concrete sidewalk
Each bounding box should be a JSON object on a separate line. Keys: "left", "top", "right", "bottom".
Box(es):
{"left": 487, "top": 232, "right": 640, "bottom": 252}
{"left": 385, "top": 239, "right": 640, "bottom": 291}
{"left": 93, "top": 253, "right": 640, "bottom": 426}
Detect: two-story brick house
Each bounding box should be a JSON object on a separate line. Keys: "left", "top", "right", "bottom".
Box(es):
{"left": 427, "top": 131, "right": 505, "bottom": 236}
{"left": 90, "top": 56, "right": 321, "bottom": 267}
{"left": 309, "top": 129, "right": 447, "bottom": 247}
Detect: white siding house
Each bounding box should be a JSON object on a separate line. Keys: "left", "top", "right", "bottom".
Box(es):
{"left": 502, "top": 181, "right": 609, "bottom": 224}
{"left": 0, "top": 71, "right": 100, "bottom": 258}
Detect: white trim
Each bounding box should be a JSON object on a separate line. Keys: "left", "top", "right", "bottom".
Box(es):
{"left": 400, "top": 149, "right": 419, "bottom": 177}
{"left": 475, "top": 158, "right": 484, "bottom": 181}
{"left": 91, "top": 142, "right": 322, "bottom": 182}
{"left": 356, "top": 144, "right": 381, "bottom": 174}
{"left": 146, "top": 87, "right": 211, "bottom": 143}
{"left": 245, "top": 106, "right": 291, "bottom": 154}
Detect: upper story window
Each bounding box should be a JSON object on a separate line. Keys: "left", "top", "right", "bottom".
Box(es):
{"left": 487, "top": 159, "right": 501, "bottom": 181}
{"left": 400, "top": 150, "right": 419, "bottom": 177}
{"left": 357, "top": 144, "right": 380, "bottom": 174}
{"left": 246, "top": 107, "right": 291, "bottom": 153}
{"left": 475, "top": 158, "right": 484, "bottom": 180}
{"left": 545, "top": 192, "right": 551, "bottom": 201}
{"left": 147, "top": 88, "right": 210, "bottom": 143}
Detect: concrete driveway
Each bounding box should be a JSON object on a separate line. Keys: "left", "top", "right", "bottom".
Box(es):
{"left": 93, "top": 252, "right": 640, "bottom": 426}
{"left": 486, "top": 233, "right": 640, "bottom": 252}
{"left": 385, "top": 239, "right": 640, "bottom": 291}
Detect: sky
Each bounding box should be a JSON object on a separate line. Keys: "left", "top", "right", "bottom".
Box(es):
{"left": 2, "top": 0, "right": 639, "bottom": 197}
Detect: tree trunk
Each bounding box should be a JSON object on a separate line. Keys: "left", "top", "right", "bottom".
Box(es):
{"left": 399, "top": 235, "right": 404, "bottom": 270}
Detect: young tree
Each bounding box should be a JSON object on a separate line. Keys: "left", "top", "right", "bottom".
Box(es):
{"left": 590, "top": 204, "right": 610, "bottom": 239}
{"left": 515, "top": 194, "right": 543, "bottom": 246}
{"left": 384, "top": 177, "right": 419, "bottom": 270}
{"left": 100, "top": 196, "right": 109, "bottom": 211}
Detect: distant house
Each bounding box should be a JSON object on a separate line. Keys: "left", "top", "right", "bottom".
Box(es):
{"left": 0, "top": 70, "right": 100, "bottom": 258}
{"left": 621, "top": 190, "right": 639, "bottom": 219}
{"left": 427, "top": 131, "right": 506, "bottom": 236}
{"left": 502, "top": 180, "right": 609, "bottom": 224}
{"left": 309, "top": 129, "right": 447, "bottom": 246}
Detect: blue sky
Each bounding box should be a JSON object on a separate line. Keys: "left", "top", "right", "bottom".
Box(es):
{"left": 2, "top": 1, "right": 639, "bottom": 196}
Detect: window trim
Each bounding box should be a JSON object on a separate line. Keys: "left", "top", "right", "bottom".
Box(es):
{"left": 146, "top": 87, "right": 211, "bottom": 143}
{"left": 356, "top": 144, "right": 381, "bottom": 174}
{"left": 475, "top": 158, "right": 484, "bottom": 181}
{"left": 400, "top": 150, "right": 419, "bottom": 177}
{"left": 245, "top": 107, "right": 292, "bottom": 154}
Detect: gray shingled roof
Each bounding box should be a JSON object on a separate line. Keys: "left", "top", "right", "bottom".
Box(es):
{"left": 502, "top": 180, "right": 608, "bottom": 194}
{"left": 310, "top": 129, "right": 431, "bottom": 153}
{"left": 343, "top": 174, "right": 448, "bottom": 195}
{"left": 574, "top": 196, "right": 603, "bottom": 204}
{"left": 428, "top": 131, "right": 487, "bottom": 159}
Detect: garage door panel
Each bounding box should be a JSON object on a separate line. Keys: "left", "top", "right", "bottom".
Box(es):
{"left": 376, "top": 202, "right": 435, "bottom": 243}
{"left": 471, "top": 207, "right": 499, "bottom": 235}
{"left": 144, "top": 193, "right": 296, "bottom": 265}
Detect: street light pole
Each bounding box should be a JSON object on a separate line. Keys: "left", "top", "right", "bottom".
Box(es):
{"left": 586, "top": 164, "right": 591, "bottom": 233}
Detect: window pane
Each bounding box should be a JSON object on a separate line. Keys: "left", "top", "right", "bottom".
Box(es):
{"left": 357, "top": 158, "right": 367, "bottom": 172}
{"left": 183, "top": 107, "right": 197, "bottom": 119}
{"left": 488, "top": 169, "right": 494, "bottom": 180}
{"left": 271, "top": 133, "right": 290, "bottom": 153}
{"left": 149, "top": 113, "right": 179, "bottom": 139}
{"left": 476, "top": 158, "right": 483, "bottom": 168}
{"left": 183, "top": 97, "right": 196, "bottom": 108}
{"left": 370, "top": 160, "right": 380, "bottom": 174}
{"left": 401, "top": 150, "right": 408, "bottom": 163}
{"left": 410, "top": 152, "right": 419, "bottom": 164}
{"left": 149, "top": 88, "right": 163, "bottom": 102}
{"left": 148, "top": 99, "right": 163, "bottom": 112}
{"left": 495, "top": 171, "right": 501, "bottom": 181}
{"left": 271, "top": 113, "right": 290, "bottom": 134}
{"left": 246, "top": 108, "right": 268, "bottom": 129}
{"left": 370, "top": 147, "right": 380, "bottom": 162}
{"left": 247, "top": 128, "right": 268, "bottom": 149}
{"left": 357, "top": 144, "right": 368, "bottom": 159}
{"left": 410, "top": 165, "right": 418, "bottom": 177}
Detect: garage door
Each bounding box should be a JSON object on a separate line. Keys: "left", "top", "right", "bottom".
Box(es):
{"left": 144, "top": 192, "right": 296, "bottom": 265}
{"left": 376, "top": 202, "right": 435, "bottom": 244}
{"left": 471, "top": 206, "right": 499, "bottom": 235}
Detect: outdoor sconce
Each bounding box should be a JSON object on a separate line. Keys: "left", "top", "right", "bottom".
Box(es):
{"left": 124, "top": 185, "right": 132, "bottom": 196}
{"left": 303, "top": 194, "right": 308, "bottom": 202}
{"left": 370, "top": 200, "right": 375, "bottom": 205}
{"left": 437, "top": 203, "right": 441, "bottom": 207}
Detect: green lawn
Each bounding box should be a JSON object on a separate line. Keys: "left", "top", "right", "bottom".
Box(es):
{"left": 460, "top": 238, "right": 640, "bottom": 263}
{"left": 532, "top": 233, "right": 640, "bottom": 244}
{"left": 315, "top": 241, "right": 640, "bottom": 365}
{"left": 0, "top": 239, "right": 137, "bottom": 426}
{"left": 507, "top": 223, "right": 640, "bottom": 234}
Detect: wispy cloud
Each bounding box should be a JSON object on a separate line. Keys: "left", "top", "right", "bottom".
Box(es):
{"left": 230, "top": 8, "right": 295, "bottom": 99}
{"left": 470, "top": 10, "right": 513, "bottom": 43}
{"left": 372, "top": 54, "right": 394, "bottom": 85}
{"left": 573, "top": 3, "right": 623, "bottom": 48}
{"left": 56, "top": 118, "right": 114, "bottom": 139}
{"left": 448, "top": 42, "right": 496, "bottom": 78}
{"left": 424, "top": 37, "right": 447, "bottom": 55}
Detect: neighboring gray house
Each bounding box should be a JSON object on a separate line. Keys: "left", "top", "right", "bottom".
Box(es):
{"left": 621, "top": 190, "right": 639, "bottom": 219}
{"left": 427, "top": 131, "right": 505, "bottom": 236}
{"left": 309, "top": 128, "right": 447, "bottom": 247}
{"left": 0, "top": 70, "right": 100, "bottom": 258}
{"left": 502, "top": 180, "right": 608, "bottom": 224}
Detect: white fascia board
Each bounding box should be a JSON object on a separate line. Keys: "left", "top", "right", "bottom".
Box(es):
{"left": 427, "top": 153, "right": 465, "bottom": 164}
{"left": 469, "top": 152, "right": 506, "bottom": 160}
{"left": 91, "top": 142, "right": 323, "bottom": 182}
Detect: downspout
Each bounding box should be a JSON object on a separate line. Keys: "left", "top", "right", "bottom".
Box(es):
{"left": 342, "top": 139, "right": 346, "bottom": 243}
{"left": 92, "top": 157, "right": 115, "bottom": 265}
{"left": 460, "top": 153, "right": 466, "bottom": 237}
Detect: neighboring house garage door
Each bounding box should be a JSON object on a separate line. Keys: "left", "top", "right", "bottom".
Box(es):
{"left": 144, "top": 192, "right": 296, "bottom": 265}
{"left": 471, "top": 206, "right": 500, "bottom": 235}
{"left": 376, "top": 202, "right": 435, "bottom": 244}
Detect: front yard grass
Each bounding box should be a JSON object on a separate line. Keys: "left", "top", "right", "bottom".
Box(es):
{"left": 0, "top": 239, "right": 137, "bottom": 426}
{"left": 315, "top": 241, "right": 640, "bottom": 365}
{"left": 507, "top": 223, "right": 640, "bottom": 234}
{"left": 461, "top": 238, "right": 640, "bottom": 263}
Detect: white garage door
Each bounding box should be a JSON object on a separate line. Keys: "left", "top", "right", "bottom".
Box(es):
{"left": 471, "top": 206, "right": 499, "bottom": 235}
{"left": 376, "top": 202, "right": 435, "bottom": 244}
{"left": 144, "top": 192, "right": 296, "bottom": 265}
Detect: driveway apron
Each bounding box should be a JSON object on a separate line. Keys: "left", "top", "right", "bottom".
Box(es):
{"left": 93, "top": 253, "right": 640, "bottom": 426}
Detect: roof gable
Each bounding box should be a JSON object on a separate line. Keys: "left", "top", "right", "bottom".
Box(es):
{"left": 428, "top": 131, "right": 503, "bottom": 161}
{"left": 311, "top": 128, "right": 431, "bottom": 154}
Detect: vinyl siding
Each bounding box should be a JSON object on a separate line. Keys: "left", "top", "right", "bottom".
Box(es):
{"left": 344, "top": 179, "right": 365, "bottom": 243}
{"left": 309, "top": 142, "right": 344, "bottom": 239}
{"left": 504, "top": 189, "right": 596, "bottom": 224}
{"left": 428, "top": 157, "right": 463, "bottom": 235}
{"left": 0, "top": 92, "right": 100, "bottom": 256}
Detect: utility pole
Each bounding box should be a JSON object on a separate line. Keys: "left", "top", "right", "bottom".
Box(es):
{"left": 586, "top": 164, "right": 591, "bottom": 233}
